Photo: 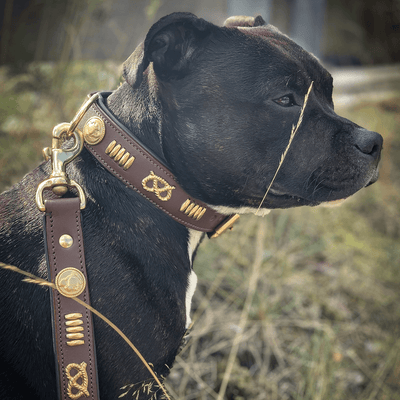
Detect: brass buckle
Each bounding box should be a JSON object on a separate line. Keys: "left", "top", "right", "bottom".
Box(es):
{"left": 210, "top": 214, "right": 240, "bottom": 238}
{"left": 35, "top": 93, "right": 100, "bottom": 212}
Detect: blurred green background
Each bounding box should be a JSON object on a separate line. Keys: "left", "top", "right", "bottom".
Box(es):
{"left": 1, "top": 1, "right": 400, "bottom": 399}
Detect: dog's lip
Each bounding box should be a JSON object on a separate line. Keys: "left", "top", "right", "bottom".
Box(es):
{"left": 264, "top": 187, "right": 317, "bottom": 206}
{"left": 269, "top": 186, "right": 352, "bottom": 209}
{"left": 268, "top": 188, "right": 287, "bottom": 196}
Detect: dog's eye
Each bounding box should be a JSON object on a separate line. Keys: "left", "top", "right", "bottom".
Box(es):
{"left": 273, "top": 94, "right": 297, "bottom": 107}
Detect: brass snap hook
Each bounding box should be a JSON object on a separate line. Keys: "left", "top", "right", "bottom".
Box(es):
{"left": 36, "top": 123, "right": 86, "bottom": 211}
{"left": 35, "top": 92, "right": 100, "bottom": 212}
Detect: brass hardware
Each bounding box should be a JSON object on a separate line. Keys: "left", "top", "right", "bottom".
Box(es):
{"left": 210, "top": 214, "right": 240, "bottom": 239}
{"left": 105, "top": 140, "right": 116, "bottom": 153}
{"left": 66, "top": 320, "right": 84, "bottom": 326}
{"left": 83, "top": 116, "right": 105, "bottom": 145}
{"left": 114, "top": 148, "right": 125, "bottom": 162}
{"left": 43, "top": 147, "right": 52, "bottom": 161}
{"left": 142, "top": 171, "right": 175, "bottom": 201}
{"left": 67, "top": 93, "right": 100, "bottom": 137}
{"left": 55, "top": 268, "right": 86, "bottom": 298}
{"left": 122, "top": 155, "right": 135, "bottom": 170}
{"left": 66, "top": 326, "right": 84, "bottom": 333}
{"left": 105, "top": 140, "right": 135, "bottom": 170}
{"left": 59, "top": 234, "right": 73, "bottom": 249}
{"left": 180, "top": 199, "right": 207, "bottom": 220}
{"left": 66, "top": 340, "right": 85, "bottom": 347}
{"left": 65, "top": 313, "right": 83, "bottom": 320}
{"left": 36, "top": 122, "right": 86, "bottom": 211}
{"left": 64, "top": 313, "right": 85, "bottom": 346}
{"left": 36, "top": 94, "right": 100, "bottom": 212}
{"left": 110, "top": 144, "right": 122, "bottom": 158}
{"left": 180, "top": 200, "right": 191, "bottom": 212}
{"left": 66, "top": 333, "right": 84, "bottom": 340}
{"left": 65, "top": 362, "right": 89, "bottom": 399}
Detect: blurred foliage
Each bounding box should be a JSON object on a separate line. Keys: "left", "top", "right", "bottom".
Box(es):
{"left": 0, "top": 61, "right": 121, "bottom": 190}
{"left": 1, "top": 0, "right": 399, "bottom": 66}
{"left": 0, "top": 60, "right": 400, "bottom": 399}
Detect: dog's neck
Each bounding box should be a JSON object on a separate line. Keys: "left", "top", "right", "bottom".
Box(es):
{"left": 106, "top": 79, "right": 168, "bottom": 167}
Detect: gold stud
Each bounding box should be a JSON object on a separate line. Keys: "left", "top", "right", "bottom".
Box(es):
{"left": 123, "top": 156, "right": 135, "bottom": 170}
{"left": 65, "top": 320, "right": 84, "bottom": 326}
{"left": 184, "top": 203, "right": 195, "bottom": 214}
{"left": 180, "top": 199, "right": 191, "bottom": 212}
{"left": 114, "top": 148, "right": 126, "bottom": 162}
{"left": 59, "top": 234, "right": 73, "bottom": 248}
{"left": 105, "top": 140, "right": 116, "bottom": 154}
{"left": 188, "top": 205, "right": 200, "bottom": 217}
{"left": 66, "top": 333, "right": 84, "bottom": 340}
{"left": 65, "top": 313, "right": 82, "bottom": 320}
{"left": 197, "top": 208, "right": 207, "bottom": 220}
{"left": 110, "top": 144, "right": 122, "bottom": 157}
{"left": 119, "top": 152, "right": 130, "bottom": 166}
{"left": 66, "top": 326, "right": 84, "bottom": 333}
{"left": 66, "top": 340, "right": 85, "bottom": 347}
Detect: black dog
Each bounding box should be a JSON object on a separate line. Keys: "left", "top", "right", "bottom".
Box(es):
{"left": 0, "top": 12, "right": 382, "bottom": 400}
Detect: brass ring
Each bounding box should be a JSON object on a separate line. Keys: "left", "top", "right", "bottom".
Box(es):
{"left": 67, "top": 93, "right": 100, "bottom": 137}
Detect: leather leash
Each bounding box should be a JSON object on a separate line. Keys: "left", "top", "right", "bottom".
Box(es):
{"left": 35, "top": 92, "right": 240, "bottom": 399}
{"left": 37, "top": 97, "right": 100, "bottom": 400}
{"left": 44, "top": 198, "right": 99, "bottom": 400}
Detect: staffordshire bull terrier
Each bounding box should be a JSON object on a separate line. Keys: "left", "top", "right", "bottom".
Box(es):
{"left": 0, "top": 12, "right": 382, "bottom": 400}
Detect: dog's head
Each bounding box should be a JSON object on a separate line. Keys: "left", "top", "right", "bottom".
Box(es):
{"left": 122, "top": 12, "right": 382, "bottom": 211}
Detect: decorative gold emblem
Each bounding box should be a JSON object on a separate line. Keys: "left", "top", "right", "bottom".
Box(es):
{"left": 55, "top": 268, "right": 86, "bottom": 298}
{"left": 59, "top": 234, "right": 73, "bottom": 248}
{"left": 142, "top": 171, "right": 175, "bottom": 202}
{"left": 105, "top": 140, "right": 135, "bottom": 170}
{"left": 83, "top": 116, "right": 105, "bottom": 145}
{"left": 66, "top": 362, "right": 89, "bottom": 399}
{"left": 65, "top": 313, "right": 85, "bottom": 346}
{"left": 180, "top": 199, "right": 207, "bottom": 220}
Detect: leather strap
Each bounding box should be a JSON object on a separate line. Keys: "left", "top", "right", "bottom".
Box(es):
{"left": 44, "top": 198, "right": 100, "bottom": 400}
{"left": 77, "top": 92, "right": 239, "bottom": 237}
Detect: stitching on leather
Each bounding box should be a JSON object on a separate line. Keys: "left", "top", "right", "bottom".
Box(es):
{"left": 49, "top": 210, "right": 66, "bottom": 396}
{"left": 74, "top": 207, "right": 95, "bottom": 398}
{"left": 86, "top": 104, "right": 224, "bottom": 231}
{"left": 87, "top": 144, "right": 206, "bottom": 231}
{"left": 93, "top": 106, "right": 176, "bottom": 181}
{"left": 90, "top": 104, "right": 222, "bottom": 222}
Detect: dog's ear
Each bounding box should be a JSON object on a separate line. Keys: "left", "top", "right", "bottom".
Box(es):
{"left": 123, "top": 12, "right": 213, "bottom": 88}
{"left": 224, "top": 15, "right": 266, "bottom": 28}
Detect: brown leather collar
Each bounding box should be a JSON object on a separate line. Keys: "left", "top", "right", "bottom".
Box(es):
{"left": 77, "top": 92, "right": 239, "bottom": 238}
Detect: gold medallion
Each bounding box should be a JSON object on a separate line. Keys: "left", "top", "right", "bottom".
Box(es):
{"left": 55, "top": 268, "right": 86, "bottom": 298}
{"left": 83, "top": 116, "right": 105, "bottom": 145}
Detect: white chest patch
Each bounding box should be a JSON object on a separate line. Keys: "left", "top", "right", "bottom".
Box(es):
{"left": 184, "top": 229, "right": 203, "bottom": 328}
{"left": 185, "top": 269, "right": 198, "bottom": 328}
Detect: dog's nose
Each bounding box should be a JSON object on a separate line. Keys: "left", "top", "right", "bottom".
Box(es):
{"left": 354, "top": 128, "right": 383, "bottom": 160}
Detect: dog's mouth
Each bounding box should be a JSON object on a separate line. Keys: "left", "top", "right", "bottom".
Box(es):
{"left": 267, "top": 171, "right": 378, "bottom": 209}
{"left": 263, "top": 187, "right": 319, "bottom": 208}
